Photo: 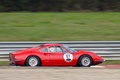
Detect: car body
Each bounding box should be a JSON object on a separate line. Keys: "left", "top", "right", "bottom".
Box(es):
{"left": 9, "top": 43, "right": 104, "bottom": 67}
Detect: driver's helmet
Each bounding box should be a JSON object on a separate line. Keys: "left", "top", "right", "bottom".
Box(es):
{"left": 49, "top": 47, "right": 55, "bottom": 52}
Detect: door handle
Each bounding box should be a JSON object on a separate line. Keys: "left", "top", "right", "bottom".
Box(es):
{"left": 44, "top": 53, "right": 47, "bottom": 55}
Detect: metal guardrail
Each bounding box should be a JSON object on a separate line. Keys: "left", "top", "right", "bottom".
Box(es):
{"left": 0, "top": 41, "right": 120, "bottom": 61}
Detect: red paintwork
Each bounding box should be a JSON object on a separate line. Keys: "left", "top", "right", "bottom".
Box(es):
{"left": 9, "top": 43, "right": 104, "bottom": 66}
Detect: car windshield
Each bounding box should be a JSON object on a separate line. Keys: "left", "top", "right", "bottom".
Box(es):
{"left": 63, "top": 45, "right": 77, "bottom": 52}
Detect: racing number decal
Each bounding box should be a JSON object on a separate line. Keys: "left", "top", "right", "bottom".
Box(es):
{"left": 63, "top": 53, "right": 73, "bottom": 62}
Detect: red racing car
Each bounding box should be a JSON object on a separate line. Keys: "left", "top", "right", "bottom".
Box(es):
{"left": 9, "top": 43, "right": 104, "bottom": 67}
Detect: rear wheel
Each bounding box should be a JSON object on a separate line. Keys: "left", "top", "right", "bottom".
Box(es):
{"left": 26, "top": 56, "right": 41, "bottom": 67}
{"left": 78, "top": 55, "right": 92, "bottom": 67}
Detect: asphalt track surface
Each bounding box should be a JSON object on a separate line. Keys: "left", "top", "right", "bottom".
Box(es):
{"left": 0, "top": 65, "right": 120, "bottom": 80}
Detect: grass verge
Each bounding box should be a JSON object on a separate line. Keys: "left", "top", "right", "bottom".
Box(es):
{"left": 0, "top": 61, "right": 9, "bottom": 66}
{"left": 0, "top": 60, "right": 120, "bottom": 66}
{"left": 0, "top": 12, "right": 120, "bottom": 41}
{"left": 102, "top": 60, "right": 120, "bottom": 65}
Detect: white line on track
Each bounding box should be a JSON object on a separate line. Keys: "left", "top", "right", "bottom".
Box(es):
{"left": 90, "top": 65, "right": 105, "bottom": 68}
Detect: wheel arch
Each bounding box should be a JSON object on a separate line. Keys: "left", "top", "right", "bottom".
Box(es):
{"left": 76, "top": 54, "right": 93, "bottom": 66}
{"left": 24, "top": 55, "right": 42, "bottom": 66}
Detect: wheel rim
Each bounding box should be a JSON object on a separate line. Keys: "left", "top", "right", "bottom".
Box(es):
{"left": 28, "top": 57, "right": 38, "bottom": 66}
{"left": 81, "top": 57, "right": 91, "bottom": 66}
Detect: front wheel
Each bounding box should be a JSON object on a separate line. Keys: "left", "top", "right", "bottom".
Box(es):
{"left": 26, "top": 56, "right": 41, "bottom": 67}
{"left": 78, "top": 55, "right": 92, "bottom": 67}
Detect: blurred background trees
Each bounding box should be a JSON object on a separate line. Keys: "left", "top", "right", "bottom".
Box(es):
{"left": 0, "top": 0, "right": 119, "bottom": 12}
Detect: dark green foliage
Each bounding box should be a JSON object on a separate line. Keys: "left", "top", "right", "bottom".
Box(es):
{"left": 0, "top": 0, "right": 120, "bottom": 12}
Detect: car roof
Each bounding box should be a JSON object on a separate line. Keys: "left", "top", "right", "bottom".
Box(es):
{"left": 42, "top": 43, "right": 62, "bottom": 47}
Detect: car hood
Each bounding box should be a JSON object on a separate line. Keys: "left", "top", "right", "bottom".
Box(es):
{"left": 75, "top": 50, "right": 96, "bottom": 55}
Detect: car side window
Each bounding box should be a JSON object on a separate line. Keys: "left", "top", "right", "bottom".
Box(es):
{"left": 56, "top": 46, "right": 63, "bottom": 52}
{"left": 40, "top": 48, "right": 48, "bottom": 52}
{"left": 48, "top": 46, "right": 63, "bottom": 53}
{"left": 48, "top": 46, "right": 67, "bottom": 53}
{"left": 49, "top": 46, "right": 56, "bottom": 52}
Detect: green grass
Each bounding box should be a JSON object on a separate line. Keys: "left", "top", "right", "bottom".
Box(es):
{"left": 0, "top": 60, "right": 120, "bottom": 66}
{"left": 0, "top": 12, "right": 120, "bottom": 41}
{"left": 102, "top": 60, "right": 120, "bottom": 65}
{"left": 0, "top": 61, "right": 9, "bottom": 66}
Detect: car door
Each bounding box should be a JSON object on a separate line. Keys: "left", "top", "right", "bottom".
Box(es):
{"left": 39, "top": 47, "right": 51, "bottom": 66}
{"left": 49, "top": 46, "right": 75, "bottom": 66}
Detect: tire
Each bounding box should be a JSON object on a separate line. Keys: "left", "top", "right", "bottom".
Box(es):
{"left": 78, "top": 55, "right": 92, "bottom": 67}
{"left": 26, "top": 56, "right": 41, "bottom": 67}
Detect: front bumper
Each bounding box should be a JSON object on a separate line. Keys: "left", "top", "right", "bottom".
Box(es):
{"left": 93, "top": 56, "right": 105, "bottom": 65}
{"left": 95, "top": 59, "right": 105, "bottom": 62}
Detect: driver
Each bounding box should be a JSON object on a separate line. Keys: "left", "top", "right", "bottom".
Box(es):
{"left": 49, "top": 47, "right": 55, "bottom": 52}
